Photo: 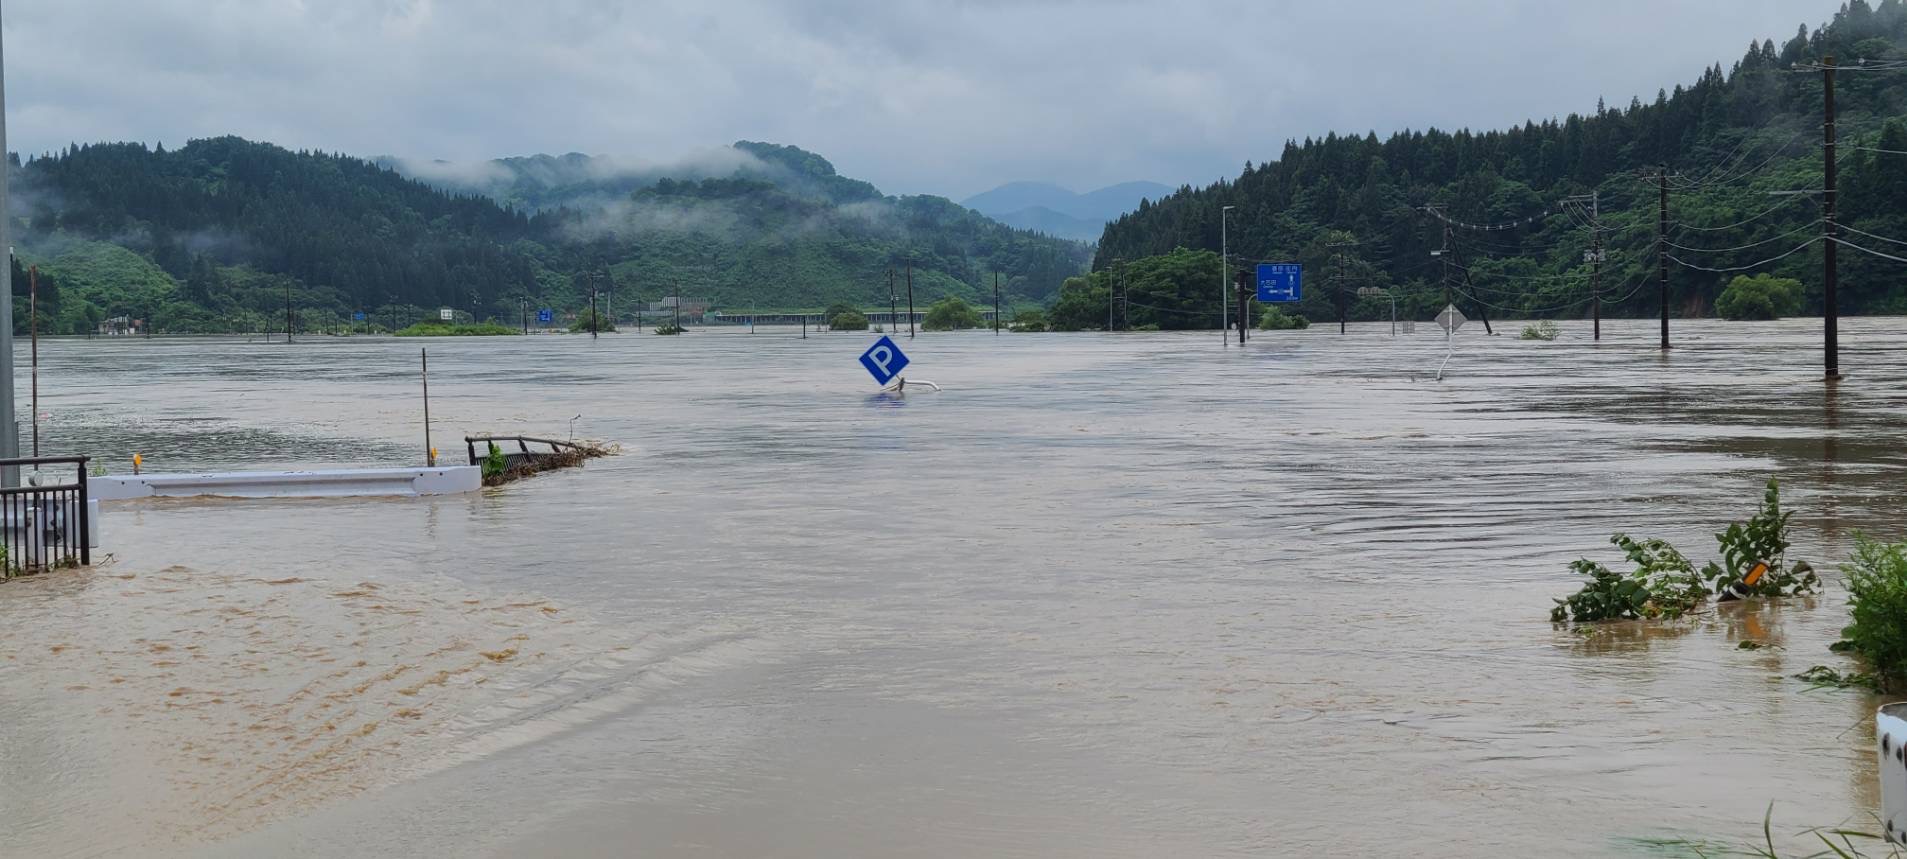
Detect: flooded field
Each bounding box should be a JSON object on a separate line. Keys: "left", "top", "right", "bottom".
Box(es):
{"left": 3, "top": 318, "right": 1906, "bottom": 857}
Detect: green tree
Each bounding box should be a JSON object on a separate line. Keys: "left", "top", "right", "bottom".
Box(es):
{"left": 921, "top": 296, "right": 984, "bottom": 331}
{"left": 1715, "top": 274, "right": 1803, "bottom": 320}
{"left": 830, "top": 309, "right": 869, "bottom": 330}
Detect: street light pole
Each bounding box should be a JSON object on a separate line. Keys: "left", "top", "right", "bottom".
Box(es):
{"left": 1221, "top": 205, "right": 1235, "bottom": 347}
{"left": 0, "top": 0, "right": 18, "bottom": 482}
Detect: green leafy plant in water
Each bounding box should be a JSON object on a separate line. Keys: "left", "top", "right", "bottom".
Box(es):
{"left": 1551, "top": 534, "right": 1708, "bottom": 623}
{"left": 1519, "top": 320, "right": 1560, "bottom": 341}
{"left": 481, "top": 442, "right": 507, "bottom": 480}
{"left": 1700, "top": 479, "right": 1820, "bottom": 598}
{"left": 653, "top": 322, "right": 685, "bottom": 335}
{"left": 1794, "top": 664, "right": 1880, "bottom": 692}
{"left": 1835, "top": 535, "right": 1907, "bottom": 693}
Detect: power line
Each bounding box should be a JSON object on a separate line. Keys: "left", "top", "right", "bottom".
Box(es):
{"left": 1836, "top": 222, "right": 1907, "bottom": 249}
{"left": 1419, "top": 205, "right": 1566, "bottom": 232}
{"left": 1830, "top": 235, "right": 1907, "bottom": 265}
{"left": 1665, "top": 236, "right": 1821, "bottom": 272}
{"left": 1665, "top": 131, "right": 1805, "bottom": 190}
{"left": 1668, "top": 193, "right": 1809, "bottom": 232}
{"left": 1661, "top": 219, "right": 1825, "bottom": 253}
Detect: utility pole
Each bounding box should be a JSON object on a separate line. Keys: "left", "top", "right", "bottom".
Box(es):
{"left": 1592, "top": 191, "right": 1602, "bottom": 342}
{"left": 1569, "top": 192, "right": 1603, "bottom": 340}
{"left": 906, "top": 262, "right": 915, "bottom": 339}
{"left": 674, "top": 281, "right": 681, "bottom": 332}
{"left": 1221, "top": 205, "right": 1234, "bottom": 346}
{"left": 1658, "top": 168, "right": 1671, "bottom": 350}
{"left": 1327, "top": 239, "right": 1358, "bottom": 335}
{"left": 1437, "top": 211, "right": 1453, "bottom": 307}
{"left": 1234, "top": 268, "right": 1250, "bottom": 345}
{"left": 285, "top": 279, "right": 293, "bottom": 343}
{"left": 590, "top": 285, "right": 599, "bottom": 340}
{"left": 1108, "top": 258, "right": 1123, "bottom": 332}
{"left": 993, "top": 271, "right": 1000, "bottom": 334}
{"left": 0, "top": 3, "right": 18, "bottom": 483}
{"left": 887, "top": 268, "right": 897, "bottom": 333}
{"left": 521, "top": 297, "right": 528, "bottom": 335}
{"left": 1823, "top": 54, "right": 1841, "bottom": 379}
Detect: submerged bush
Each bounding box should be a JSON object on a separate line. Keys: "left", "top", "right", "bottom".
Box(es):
{"left": 1838, "top": 536, "right": 1907, "bottom": 693}
{"left": 1715, "top": 273, "right": 1803, "bottom": 321}
{"left": 1519, "top": 320, "right": 1560, "bottom": 341}
{"left": 1257, "top": 306, "right": 1309, "bottom": 330}
{"left": 1552, "top": 534, "right": 1708, "bottom": 622}
{"left": 1700, "top": 479, "right": 1819, "bottom": 598}
{"left": 922, "top": 297, "right": 984, "bottom": 331}
{"left": 481, "top": 442, "right": 507, "bottom": 480}
{"left": 1552, "top": 479, "right": 1816, "bottom": 623}
{"left": 829, "top": 309, "right": 868, "bottom": 331}
{"left": 1010, "top": 309, "right": 1048, "bottom": 332}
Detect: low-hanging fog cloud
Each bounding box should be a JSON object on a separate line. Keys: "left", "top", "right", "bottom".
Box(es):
{"left": 2, "top": 0, "right": 1848, "bottom": 199}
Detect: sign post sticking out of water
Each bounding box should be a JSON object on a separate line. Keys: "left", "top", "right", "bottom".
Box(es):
{"left": 859, "top": 335, "right": 910, "bottom": 387}
{"left": 1434, "top": 304, "right": 1466, "bottom": 382}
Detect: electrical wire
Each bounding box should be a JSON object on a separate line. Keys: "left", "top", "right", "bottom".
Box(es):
{"left": 1831, "top": 235, "right": 1907, "bottom": 265}
{"left": 1666, "top": 131, "right": 1805, "bottom": 190}
{"left": 1665, "top": 236, "right": 1821, "bottom": 272}
{"left": 1668, "top": 193, "right": 1809, "bottom": 232}
{"left": 1420, "top": 205, "right": 1564, "bottom": 232}
{"left": 1451, "top": 285, "right": 1587, "bottom": 315}
{"left": 1851, "top": 146, "right": 1907, "bottom": 156}
{"left": 1662, "top": 219, "right": 1825, "bottom": 253}
{"left": 1836, "top": 222, "right": 1907, "bottom": 249}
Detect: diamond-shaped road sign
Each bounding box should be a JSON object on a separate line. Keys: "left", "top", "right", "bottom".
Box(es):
{"left": 1435, "top": 304, "right": 1467, "bottom": 333}
{"left": 859, "top": 335, "right": 910, "bottom": 386}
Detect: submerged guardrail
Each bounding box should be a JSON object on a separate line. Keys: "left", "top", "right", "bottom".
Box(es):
{"left": 0, "top": 456, "right": 92, "bottom": 577}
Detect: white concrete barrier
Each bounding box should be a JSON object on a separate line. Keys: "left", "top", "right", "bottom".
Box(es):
{"left": 1882, "top": 702, "right": 1907, "bottom": 844}
{"left": 92, "top": 466, "right": 482, "bottom": 501}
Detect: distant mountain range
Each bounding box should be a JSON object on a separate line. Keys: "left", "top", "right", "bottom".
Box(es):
{"left": 961, "top": 180, "right": 1170, "bottom": 243}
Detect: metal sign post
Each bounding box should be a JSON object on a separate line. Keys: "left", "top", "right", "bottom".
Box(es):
{"left": 1434, "top": 304, "right": 1466, "bottom": 382}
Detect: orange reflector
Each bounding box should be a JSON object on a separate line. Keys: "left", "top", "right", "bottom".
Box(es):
{"left": 1743, "top": 561, "right": 1769, "bottom": 587}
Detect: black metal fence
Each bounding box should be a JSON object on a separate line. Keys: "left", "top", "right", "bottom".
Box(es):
{"left": 0, "top": 456, "right": 92, "bottom": 577}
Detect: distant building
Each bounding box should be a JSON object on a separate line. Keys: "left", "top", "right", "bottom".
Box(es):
{"left": 98, "top": 316, "right": 139, "bottom": 336}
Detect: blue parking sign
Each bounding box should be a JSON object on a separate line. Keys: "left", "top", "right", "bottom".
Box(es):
{"left": 1257, "top": 263, "right": 1303, "bottom": 302}
{"left": 352, "top": 311, "right": 366, "bottom": 321}
{"left": 859, "top": 335, "right": 910, "bottom": 386}
{"left": 537, "top": 308, "right": 554, "bottom": 324}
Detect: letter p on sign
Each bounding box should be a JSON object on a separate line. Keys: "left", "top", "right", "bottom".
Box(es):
{"left": 858, "top": 335, "right": 910, "bottom": 386}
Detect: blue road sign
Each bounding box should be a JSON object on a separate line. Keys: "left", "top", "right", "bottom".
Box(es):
{"left": 537, "top": 308, "right": 554, "bottom": 324}
{"left": 352, "top": 311, "right": 366, "bottom": 321}
{"left": 1257, "top": 263, "right": 1303, "bottom": 302}
{"left": 859, "top": 335, "right": 910, "bottom": 386}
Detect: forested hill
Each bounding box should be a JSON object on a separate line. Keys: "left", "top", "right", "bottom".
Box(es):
{"left": 1096, "top": 1, "right": 1907, "bottom": 325}
{"left": 6, "top": 137, "right": 1090, "bottom": 334}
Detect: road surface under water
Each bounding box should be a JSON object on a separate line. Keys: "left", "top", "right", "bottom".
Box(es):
{"left": 3, "top": 319, "right": 1905, "bottom": 857}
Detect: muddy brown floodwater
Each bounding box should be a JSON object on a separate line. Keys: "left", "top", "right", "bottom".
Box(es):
{"left": 2, "top": 319, "right": 1905, "bottom": 857}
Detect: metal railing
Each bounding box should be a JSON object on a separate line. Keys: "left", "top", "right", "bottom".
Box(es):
{"left": 0, "top": 456, "right": 91, "bottom": 577}
{"left": 463, "top": 435, "right": 591, "bottom": 467}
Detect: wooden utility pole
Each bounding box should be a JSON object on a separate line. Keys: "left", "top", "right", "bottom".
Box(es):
{"left": 1823, "top": 54, "right": 1841, "bottom": 379}
{"left": 993, "top": 271, "right": 1000, "bottom": 334}
{"left": 887, "top": 268, "right": 897, "bottom": 333}
{"left": 1234, "top": 269, "right": 1250, "bottom": 345}
{"left": 1592, "top": 191, "right": 1602, "bottom": 342}
{"left": 1658, "top": 168, "right": 1670, "bottom": 350}
{"left": 906, "top": 262, "right": 915, "bottom": 339}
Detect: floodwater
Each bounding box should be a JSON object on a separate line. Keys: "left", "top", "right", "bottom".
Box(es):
{"left": 3, "top": 319, "right": 1906, "bottom": 858}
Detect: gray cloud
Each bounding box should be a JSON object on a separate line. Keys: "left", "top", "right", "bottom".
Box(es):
{"left": 3, "top": 0, "right": 1848, "bottom": 199}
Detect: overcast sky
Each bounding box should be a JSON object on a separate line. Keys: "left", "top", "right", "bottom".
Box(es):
{"left": 3, "top": 0, "right": 1849, "bottom": 200}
